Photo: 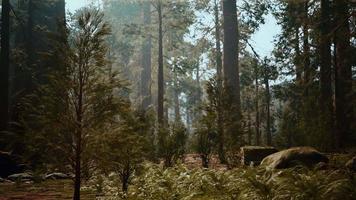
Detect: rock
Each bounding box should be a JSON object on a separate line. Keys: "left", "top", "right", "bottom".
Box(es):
{"left": 0, "top": 151, "right": 22, "bottom": 178}
{"left": 240, "top": 146, "right": 278, "bottom": 166}
{"left": 7, "top": 173, "right": 33, "bottom": 181}
{"left": 346, "top": 156, "right": 356, "bottom": 171}
{"left": 45, "top": 172, "right": 70, "bottom": 180}
{"left": 261, "top": 147, "right": 329, "bottom": 169}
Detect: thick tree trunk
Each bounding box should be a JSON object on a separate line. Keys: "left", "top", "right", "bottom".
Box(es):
{"left": 0, "top": 0, "right": 10, "bottom": 133}
{"left": 222, "top": 0, "right": 241, "bottom": 145}
{"left": 334, "top": 0, "right": 352, "bottom": 149}
{"left": 319, "top": 0, "right": 333, "bottom": 150}
{"left": 214, "top": 0, "right": 226, "bottom": 164}
{"left": 141, "top": 2, "right": 152, "bottom": 110}
{"left": 157, "top": 1, "right": 164, "bottom": 127}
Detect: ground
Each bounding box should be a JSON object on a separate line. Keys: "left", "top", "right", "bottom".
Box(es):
{"left": 0, "top": 180, "right": 95, "bottom": 200}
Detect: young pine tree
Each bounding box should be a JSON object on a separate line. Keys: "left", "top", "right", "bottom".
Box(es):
{"left": 21, "top": 8, "right": 126, "bottom": 200}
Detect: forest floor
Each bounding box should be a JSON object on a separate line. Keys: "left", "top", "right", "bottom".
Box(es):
{"left": 0, "top": 153, "right": 354, "bottom": 200}
{"left": 0, "top": 180, "right": 95, "bottom": 200}
{"left": 0, "top": 154, "right": 210, "bottom": 200}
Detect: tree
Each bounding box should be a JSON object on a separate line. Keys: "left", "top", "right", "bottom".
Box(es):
{"left": 222, "top": 0, "right": 242, "bottom": 147}
{"left": 0, "top": 0, "right": 10, "bottom": 137}
{"left": 21, "top": 9, "right": 125, "bottom": 200}
{"left": 319, "top": 0, "right": 333, "bottom": 150}
{"left": 157, "top": 0, "right": 164, "bottom": 126}
{"left": 141, "top": 1, "right": 152, "bottom": 110}
{"left": 158, "top": 121, "right": 187, "bottom": 168}
{"left": 334, "top": 0, "right": 353, "bottom": 149}
{"left": 98, "top": 111, "right": 149, "bottom": 193}
{"left": 213, "top": 0, "right": 225, "bottom": 163}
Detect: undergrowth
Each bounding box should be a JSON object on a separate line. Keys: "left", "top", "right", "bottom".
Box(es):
{"left": 90, "top": 163, "right": 356, "bottom": 200}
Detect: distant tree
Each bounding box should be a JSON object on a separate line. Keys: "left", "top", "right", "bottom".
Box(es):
{"left": 141, "top": 2, "right": 152, "bottom": 110}
{"left": 157, "top": 0, "right": 164, "bottom": 127}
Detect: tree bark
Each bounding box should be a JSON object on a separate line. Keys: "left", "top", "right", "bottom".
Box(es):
{"left": 334, "top": 0, "right": 352, "bottom": 149}
{"left": 254, "top": 61, "right": 260, "bottom": 146}
{"left": 222, "top": 0, "right": 241, "bottom": 145}
{"left": 319, "top": 0, "right": 333, "bottom": 150}
{"left": 294, "top": 26, "right": 302, "bottom": 84}
{"left": 141, "top": 2, "right": 152, "bottom": 110}
{"left": 173, "top": 64, "right": 181, "bottom": 121}
{"left": 214, "top": 0, "right": 226, "bottom": 164}
{"left": 265, "top": 75, "right": 271, "bottom": 146}
{"left": 302, "top": 1, "right": 311, "bottom": 90}
{"left": 157, "top": 1, "right": 164, "bottom": 127}
{"left": 0, "top": 0, "right": 10, "bottom": 133}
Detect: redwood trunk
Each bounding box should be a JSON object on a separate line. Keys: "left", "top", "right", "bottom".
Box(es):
{"left": 0, "top": 0, "right": 10, "bottom": 133}
{"left": 157, "top": 1, "right": 164, "bottom": 127}
{"left": 334, "top": 0, "right": 352, "bottom": 149}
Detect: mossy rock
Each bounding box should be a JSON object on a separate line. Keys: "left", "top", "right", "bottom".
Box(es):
{"left": 261, "top": 147, "right": 328, "bottom": 169}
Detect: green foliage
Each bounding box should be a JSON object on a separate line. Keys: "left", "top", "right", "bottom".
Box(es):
{"left": 19, "top": 7, "right": 126, "bottom": 176}
{"left": 158, "top": 122, "right": 188, "bottom": 168}
{"left": 91, "top": 162, "right": 356, "bottom": 200}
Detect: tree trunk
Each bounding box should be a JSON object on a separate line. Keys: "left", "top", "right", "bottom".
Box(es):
{"left": 294, "top": 26, "right": 302, "bottom": 84}
{"left": 0, "top": 0, "right": 10, "bottom": 133}
{"left": 157, "top": 1, "right": 164, "bottom": 127}
{"left": 265, "top": 76, "right": 271, "bottom": 146}
{"left": 141, "top": 2, "right": 152, "bottom": 110}
{"left": 248, "top": 114, "right": 252, "bottom": 145}
{"left": 302, "top": 1, "right": 311, "bottom": 90}
{"left": 319, "top": 0, "right": 333, "bottom": 150}
{"left": 222, "top": 0, "right": 241, "bottom": 145}
{"left": 173, "top": 64, "right": 181, "bottom": 121}
{"left": 214, "top": 0, "right": 226, "bottom": 164}
{"left": 334, "top": 0, "right": 352, "bottom": 149}
{"left": 254, "top": 61, "right": 260, "bottom": 146}
{"left": 201, "top": 154, "right": 209, "bottom": 168}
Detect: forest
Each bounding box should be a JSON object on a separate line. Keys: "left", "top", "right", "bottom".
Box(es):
{"left": 0, "top": 0, "right": 355, "bottom": 199}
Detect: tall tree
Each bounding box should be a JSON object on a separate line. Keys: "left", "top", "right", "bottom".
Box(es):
{"left": 319, "top": 0, "right": 333, "bottom": 150}
{"left": 222, "top": 0, "right": 242, "bottom": 146}
{"left": 141, "top": 2, "right": 152, "bottom": 110}
{"left": 334, "top": 0, "right": 353, "bottom": 149}
{"left": 214, "top": 0, "right": 226, "bottom": 163}
{"left": 157, "top": 0, "right": 164, "bottom": 126}
{"left": 0, "top": 0, "right": 10, "bottom": 134}
{"left": 253, "top": 59, "right": 260, "bottom": 146}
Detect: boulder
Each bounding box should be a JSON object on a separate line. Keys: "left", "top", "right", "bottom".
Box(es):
{"left": 0, "top": 151, "right": 22, "bottom": 178}
{"left": 240, "top": 146, "right": 278, "bottom": 166}
{"left": 45, "top": 172, "right": 70, "bottom": 180}
{"left": 8, "top": 173, "right": 33, "bottom": 181}
{"left": 261, "top": 147, "right": 328, "bottom": 169}
{"left": 346, "top": 156, "right": 356, "bottom": 172}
